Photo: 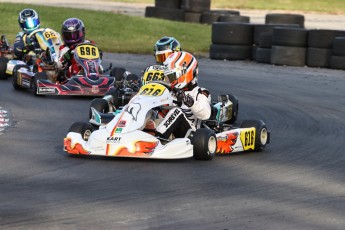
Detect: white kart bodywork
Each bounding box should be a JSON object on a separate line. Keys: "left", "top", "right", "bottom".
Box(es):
{"left": 65, "top": 82, "right": 194, "bottom": 159}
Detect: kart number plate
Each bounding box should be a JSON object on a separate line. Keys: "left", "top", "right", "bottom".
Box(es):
{"left": 76, "top": 44, "right": 100, "bottom": 59}
{"left": 43, "top": 31, "right": 58, "bottom": 40}
{"left": 142, "top": 70, "right": 165, "bottom": 84}
{"left": 240, "top": 128, "right": 256, "bottom": 150}
{"left": 139, "top": 83, "right": 166, "bottom": 96}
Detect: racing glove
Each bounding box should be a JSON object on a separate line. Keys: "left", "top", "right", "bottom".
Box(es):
{"left": 175, "top": 90, "right": 194, "bottom": 107}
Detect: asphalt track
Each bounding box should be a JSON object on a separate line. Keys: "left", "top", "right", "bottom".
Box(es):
{"left": 0, "top": 53, "right": 345, "bottom": 230}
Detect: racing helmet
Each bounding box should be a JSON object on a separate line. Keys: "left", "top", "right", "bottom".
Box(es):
{"left": 163, "top": 51, "right": 198, "bottom": 90}
{"left": 154, "top": 36, "right": 181, "bottom": 64}
{"left": 61, "top": 18, "right": 85, "bottom": 47}
{"left": 18, "top": 9, "right": 40, "bottom": 33}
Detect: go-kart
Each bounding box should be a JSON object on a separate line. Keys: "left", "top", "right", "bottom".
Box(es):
{"left": 34, "top": 42, "right": 114, "bottom": 96}
{"left": 0, "top": 35, "right": 14, "bottom": 80}
{"left": 10, "top": 28, "right": 63, "bottom": 94}
{"left": 64, "top": 81, "right": 269, "bottom": 160}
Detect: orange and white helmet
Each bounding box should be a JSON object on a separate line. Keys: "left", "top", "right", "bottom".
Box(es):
{"left": 163, "top": 51, "right": 198, "bottom": 89}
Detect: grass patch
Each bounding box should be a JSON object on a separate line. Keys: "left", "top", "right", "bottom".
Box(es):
{"left": 0, "top": 3, "right": 211, "bottom": 55}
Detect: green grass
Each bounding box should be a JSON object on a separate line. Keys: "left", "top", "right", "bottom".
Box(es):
{"left": 0, "top": 3, "right": 210, "bottom": 55}
{"left": 106, "top": 0, "right": 345, "bottom": 13}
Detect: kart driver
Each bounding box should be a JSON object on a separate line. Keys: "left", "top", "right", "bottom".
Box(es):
{"left": 154, "top": 51, "right": 212, "bottom": 139}
{"left": 57, "top": 17, "right": 99, "bottom": 80}
{"left": 13, "top": 8, "right": 41, "bottom": 62}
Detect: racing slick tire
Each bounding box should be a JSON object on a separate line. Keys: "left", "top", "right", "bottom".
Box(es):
{"left": 0, "top": 57, "right": 9, "bottom": 80}
{"left": 32, "top": 72, "right": 48, "bottom": 96}
{"left": 12, "top": 64, "right": 30, "bottom": 90}
{"left": 89, "top": 98, "right": 109, "bottom": 119}
{"left": 240, "top": 120, "right": 269, "bottom": 152}
{"left": 192, "top": 128, "right": 217, "bottom": 161}
{"left": 104, "top": 88, "right": 121, "bottom": 108}
{"left": 227, "top": 94, "right": 239, "bottom": 124}
{"left": 68, "top": 122, "right": 94, "bottom": 141}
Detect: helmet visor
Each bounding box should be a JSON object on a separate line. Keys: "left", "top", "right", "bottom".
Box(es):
{"left": 63, "top": 30, "right": 83, "bottom": 43}
{"left": 164, "top": 71, "right": 177, "bottom": 83}
{"left": 155, "top": 50, "right": 172, "bottom": 63}
{"left": 23, "top": 18, "right": 39, "bottom": 31}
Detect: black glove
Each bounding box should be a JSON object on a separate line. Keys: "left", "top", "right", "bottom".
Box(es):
{"left": 175, "top": 90, "right": 194, "bottom": 107}
{"left": 63, "top": 51, "right": 72, "bottom": 62}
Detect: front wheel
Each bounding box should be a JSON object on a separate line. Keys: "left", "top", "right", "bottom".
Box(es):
{"left": 68, "top": 122, "right": 95, "bottom": 141}
{"left": 192, "top": 128, "right": 217, "bottom": 160}
{"left": 89, "top": 98, "right": 109, "bottom": 119}
{"left": 32, "top": 72, "right": 48, "bottom": 96}
{"left": 240, "top": 120, "right": 269, "bottom": 152}
{"left": 12, "top": 64, "right": 30, "bottom": 90}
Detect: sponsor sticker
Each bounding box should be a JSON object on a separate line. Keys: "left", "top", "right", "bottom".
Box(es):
{"left": 115, "top": 128, "right": 123, "bottom": 133}
{"left": 38, "top": 87, "right": 56, "bottom": 93}
{"left": 106, "top": 136, "right": 121, "bottom": 144}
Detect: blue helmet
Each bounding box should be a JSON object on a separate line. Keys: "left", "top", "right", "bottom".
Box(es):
{"left": 18, "top": 9, "right": 40, "bottom": 33}
{"left": 154, "top": 36, "right": 181, "bottom": 64}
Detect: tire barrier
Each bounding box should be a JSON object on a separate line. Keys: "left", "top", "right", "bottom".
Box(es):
{"left": 265, "top": 13, "right": 305, "bottom": 28}
{"left": 209, "top": 14, "right": 345, "bottom": 70}
{"left": 145, "top": 6, "right": 185, "bottom": 21}
{"left": 155, "top": 0, "right": 181, "bottom": 9}
{"left": 200, "top": 10, "right": 241, "bottom": 25}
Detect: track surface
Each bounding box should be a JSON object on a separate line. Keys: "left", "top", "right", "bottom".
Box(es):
{"left": 0, "top": 53, "right": 345, "bottom": 230}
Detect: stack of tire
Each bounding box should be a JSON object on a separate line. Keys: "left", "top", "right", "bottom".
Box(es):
{"left": 200, "top": 10, "right": 249, "bottom": 25}
{"left": 307, "top": 29, "right": 345, "bottom": 69}
{"left": 210, "top": 22, "right": 253, "bottom": 61}
{"left": 182, "top": 0, "right": 211, "bottom": 23}
{"left": 263, "top": 14, "right": 307, "bottom": 66}
{"left": 145, "top": 0, "right": 185, "bottom": 22}
{"left": 330, "top": 36, "right": 345, "bottom": 70}
{"left": 253, "top": 24, "right": 301, "bottom": 63}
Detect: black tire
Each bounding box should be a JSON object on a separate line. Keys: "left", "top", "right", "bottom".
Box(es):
{"left": 12, "top": 64, "right": 30, "bottom": 90}
{"left": 253, "top": 24, "right": 301, "bottom": 45}
{"left": 218, "top": 15, "right": 250, "bottom": 23}
{"left": 212, "top": 22, "right": 253, "bottom": 45}
{"left": 32, "top": 72, "right": 48, "bottom": 96}
{"left": 258, "top": 32, "right": 273, "bottom": 48}
{"left": 145, "top": 6, "right": 185, "bottom": 22}
{"left": 0, "top": 57, "right": 9, "bottom": 80}
{"left": 226, "top": 94, "right": 238, "bottom": 124}
{"left": 105, "top": 88, "right": 121, "bottom": 108}
{"left": 110, "top": 67, "right": 127, "bottom": 82}
{"left": 306, "top": 48, "right": 331, "bottom": 68}
{"left": 330, "top": 55, "right": 345, "bottom": 70}
{"left": 192, "top": 128, "right": 217, "bottom": 160}
{"left": 240, "top": 120, "right": 269, "bottom": 152}
{"left": 332, "top": 37, "right": 345, "bottom": 56}
{"left": 308, "top": 29, "right": 345, "bottom": 49}
{"left": 89, "top": 98, "right": 109, "bottom": 119}
{"left": 265, "top": 13, "right": 305, "bottom": 28}
{"left": 155, "top": 0, "right": 181, "bottom": 9}
{"left": 68, "top": 122, "right": 94, "bottom": 141}
{"left": 184, "top": 11, "right": 201, "bottom": 23}
{"left": 272, "top": 27, "right": 308, "bottom": 47}
{"left": 209, "top": 44, "right": 252, "bottom": 60}
{"left": 255, "top": 48, "right": 272, "bottom": 64}
{"left": 181, "top": 0, "right": 211, "bottom": 13}
{"left": 270, "top": 46, "right": 306, "bottom": 66}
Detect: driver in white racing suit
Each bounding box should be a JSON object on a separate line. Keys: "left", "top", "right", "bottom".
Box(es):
{"left": 155, "top": 51, "right": 212, "bottom": 139}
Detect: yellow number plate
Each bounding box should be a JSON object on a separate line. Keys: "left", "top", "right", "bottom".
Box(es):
{"left": 43, "top": 30, "right": 58, "bottom": 40}
{"left": 76, "top": 44, "right": 100, "bottom": 59}
{"left": 138, "top": 83, "right": 166, "bottom": 96}
{"left": 240, "top": 128, "right": 256, "bottom": 150}
{"left": 142, "top": 70, "right": 165, "bottom": 84}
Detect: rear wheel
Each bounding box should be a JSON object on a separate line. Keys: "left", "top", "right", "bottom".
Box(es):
{"left": 240, "top": 120, "right": 269, "bottom": 152}
{"left": 89, "top": 98, "right": 109, "bottom": 119}
{"left": 192, "top": 128, "right": 217, "bottom": 161}
{"left": 12, "top": 64, "right": 30, "bottom": 90}
{"left": 0, "top": 57, "right": 9, "bottom": 80}
{"left": 68, "top": 122, "right": 94, "bottom": 141}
